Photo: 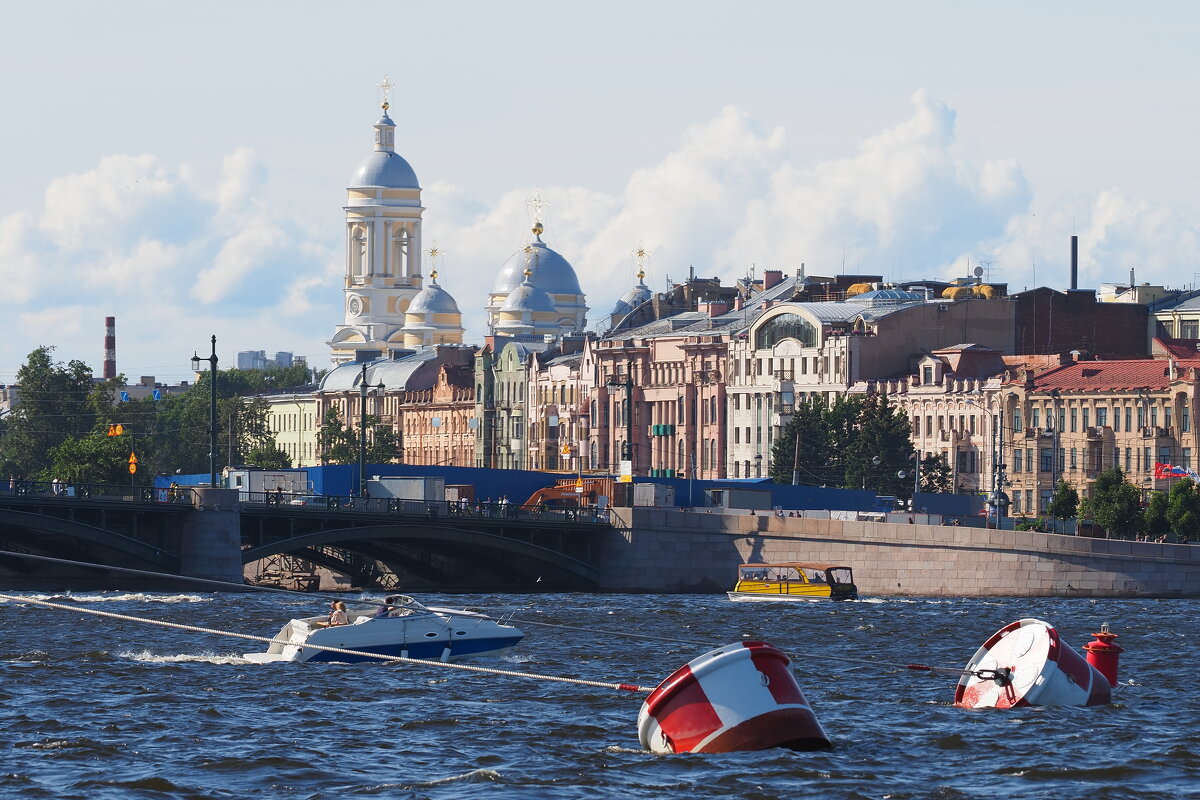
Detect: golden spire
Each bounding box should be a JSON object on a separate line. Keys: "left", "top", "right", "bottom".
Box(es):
{"left": 633, "top": 242, "right": 651, "bottom": 283}
{"left": 528, "top": 187, "right": 549, "bottom": 237}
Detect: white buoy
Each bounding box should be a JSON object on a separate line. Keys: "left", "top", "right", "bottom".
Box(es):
{"left": 637, "top": 641, "right": 831, "bottom": 753}
{"left": 955, "top": 618, "right": 1111, "bottom": 709}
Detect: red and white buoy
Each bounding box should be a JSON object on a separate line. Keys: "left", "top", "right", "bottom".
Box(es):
{"left": 637, "top": 641, "right": 831, "bottom": 754}
{"left": 1082, "top": 622, "right": 1123, "bottom": 688}
{"left": 954, "top": 618, "right": 1111, "bottom": 709}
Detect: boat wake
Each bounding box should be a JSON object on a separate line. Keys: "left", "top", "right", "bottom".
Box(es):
{"left": 117, "top": 649, "right": 251, "bottom": 665}
{"left": 14, "top": 592, "right": 211, "bottom": 604}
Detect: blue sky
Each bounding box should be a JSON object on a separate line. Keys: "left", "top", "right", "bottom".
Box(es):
{"left": 1, "top": 2, "right": 1197, "bottom": 382}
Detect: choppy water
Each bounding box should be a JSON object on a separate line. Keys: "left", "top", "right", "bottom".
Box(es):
{"left": 0, "top": 591, "right": 1194, "bottom": 799}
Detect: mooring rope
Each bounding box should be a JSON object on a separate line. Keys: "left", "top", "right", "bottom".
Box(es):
{"left": 0, "top": 551, "right": 990, "bottom": 682}
{"left": 0, "top": 593, "right": 654, "bottom": 694}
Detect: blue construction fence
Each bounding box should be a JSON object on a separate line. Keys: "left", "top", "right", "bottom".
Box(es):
{"left": 160, "top": 465, "right": 884, "bottom": 512}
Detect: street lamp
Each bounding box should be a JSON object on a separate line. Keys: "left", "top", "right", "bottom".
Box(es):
{"left": 191, "top": 335, "right": 218, "bottom": 488}
{"left": 965, "top": 396, "right": 1007, "bottom": 528}
{"left": 606, "top": 371, "right": 635, "bottom": 470}
{"left": 357, "top": 362, "right": 385, "bottom": 497}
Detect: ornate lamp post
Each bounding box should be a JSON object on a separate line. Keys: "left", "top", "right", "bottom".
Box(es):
{"left": 191, "top": 335, "right": 219, "bottom": 488}
{"left": 358, "top": 362, "right": 385, "bottom": 497}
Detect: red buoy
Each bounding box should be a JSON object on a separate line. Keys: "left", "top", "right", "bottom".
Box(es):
{"left": 637, "top": 641, "right": 831, "bottom": 754}
{"left": 1082, "top": 623, "right": 1123, "bottom": 688}
{"left": 954, "top": 619, "right": 1111, "bottom": 709}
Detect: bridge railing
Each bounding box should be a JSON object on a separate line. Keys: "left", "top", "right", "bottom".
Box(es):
{"left": 0, "top": 480, "right": 196, "bottom": 505}
{"left": 241, "top": 491, "right": 611, "bottom": 525}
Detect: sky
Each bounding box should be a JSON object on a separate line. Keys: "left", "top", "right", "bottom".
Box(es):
{"left": 1, "top": 1, "right": 1198, "bottom": 383}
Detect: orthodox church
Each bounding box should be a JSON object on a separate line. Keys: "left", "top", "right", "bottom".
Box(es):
{"left": 486, "top": 199, "right": 589, "bottom": 338}
{"left": 327, "top": 93, "right": 465, "bottom": 364}
{"left": 329, "top": 84, "right": 669, "bottom": 364}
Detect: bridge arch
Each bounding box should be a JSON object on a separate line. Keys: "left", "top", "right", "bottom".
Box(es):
{"left": 0, "top": 508, "right": 179, "bottom": 573}
{"left": 241, "top": 522, "right": 598, "bottom": 590}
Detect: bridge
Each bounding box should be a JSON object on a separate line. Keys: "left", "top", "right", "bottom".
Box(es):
{"left": 0, "top": 483, "right": 609, "bottom": 591}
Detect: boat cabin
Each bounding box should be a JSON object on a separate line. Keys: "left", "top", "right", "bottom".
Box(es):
{"left": 730, "top": 562, "right": 858, "bottom": 601}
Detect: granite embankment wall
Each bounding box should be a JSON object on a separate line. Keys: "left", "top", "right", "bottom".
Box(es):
{"left": 598, "top": 508, "right": 1200, "bottom": 597}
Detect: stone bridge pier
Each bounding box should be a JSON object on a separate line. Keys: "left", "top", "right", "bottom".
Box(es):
{"left": 179, "top": 488, "right": 244, "bottom": 585}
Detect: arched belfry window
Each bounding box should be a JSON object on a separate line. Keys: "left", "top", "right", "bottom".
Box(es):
{"left": 755, "top": 313, "right": 816, "bottom": 350}
{"left": 350, "top": 224, "right": 368, "bottom": 280}
{"left": 391, "top": 228, "right": 410, "bottom": 279}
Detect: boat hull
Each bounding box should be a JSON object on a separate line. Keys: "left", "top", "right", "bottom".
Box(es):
{"left": 244, "top": 606, "right": 524, "bottom": 664}
{"left": 726, "top": 591, "right": 855, "bottom": 603}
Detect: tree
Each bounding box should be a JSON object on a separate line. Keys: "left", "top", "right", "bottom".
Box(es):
{"left": 316, "top": 407, "right": 400, "bottom": 466}
{"left": 1167, "top": 478, "right": 1200, "bottom": 541}
{"left": 1080, "top": 467, "right": 1143, "bottom": 539}
{"left": 770, "top": 393, "right": 915, "bottom": 498}
{"left": 1143, "top": 491, "right": 1170, "bottom": 538}
{"left": 1046, "top": 479, "right": 1079, "bottom": 522}
{"left": 0, "top": 347, "right": 99, "bottom": 479}
{"left": 917, "top": 453, "right": 953, "bottom": 494}
{"left": 317, "top": 407, "right": 358, "bottom": 465}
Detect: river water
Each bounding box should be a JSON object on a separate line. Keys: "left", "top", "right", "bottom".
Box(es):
{"left": 0, "top": 591, "right": 1195, "bottom": 799}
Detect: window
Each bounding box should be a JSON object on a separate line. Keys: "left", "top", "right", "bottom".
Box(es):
{"left": 1083, "top": 409, "right": 1090, "bottom": 430}
{"left": 1012, "top": 406, "right": 1023, "bottom": 432}
{"left": 1040, "top": 448, "right": 1053, "bottom": 472}
{"left": 1151, "top": 407, "right": 1158, "bottom": 427}
{"left": 1159, "top": 447, "right": 1171, "bottom": 466}
{"left": 926, "top": 415, "right": 933, "bottom": 435}
{"left": 733, "top": 461, "right": 740, "bottom": 478}
{"left": 1165, "top": 407, "right": 1173, "bottom": 430}
{"left": 1012, "top": 448, "right": 1022, "bottom": 472}
{"left": 755, "top": 314, "right": 817, "bottom": 348}
{"left": 957, "top": 451, "right": 968, "bottom": 473}
{"left": 1184, "top": 448, "right": 1192, "bottom": 471}
{"left": 1033, "top": 408, "right": 1041, "bottom": 428}
{"left": 969, "top": 415, "right": 976, "bottom": 435}
{"left": 1070, "top": 448, "right": 1078, "bottom": 469}
{"left": 1143, "top": 447, "right": 1152, "bottom": 471}
{"left": 922, "top": 366, "right": 933, "bottom": 384}
{"left": 710, "top": 396, "right": 717, "bottom": 424}
{"left": 1070, "top": 407, "right": 1078, "bottom": 432}
{"left": 1125, "top": 447, "right": 1132, "bottom": 472}
{"left": 1125, "top": 407, "right": 1132, "bottom": 432}
{"left": 1138, "top": 406, "right": 1145, "bottom": 429}
{"left": 913, "top": 416, "right": 921, "bottom": 436}
{"left": 1183, "top": 319, "right": 1199, "bottom": 338}
{"left": 1097, "top": 407, "right": 1108, "bottom": 428}
{"left": 1012, "top": 492, "right": 1022, "bottom": 514}
{"left": 1185, "top": 405, "right": 1192, "bottom": 433}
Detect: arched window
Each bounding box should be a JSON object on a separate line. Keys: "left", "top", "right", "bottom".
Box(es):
{"left": 755, "top": 313, "right": 816, "bottom": 349}
{"left": 709, "top": 396, "right": 717, "bottom": 424}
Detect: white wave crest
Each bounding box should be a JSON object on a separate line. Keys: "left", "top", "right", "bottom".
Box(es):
{"left": 118, "top": 649, "right": 250, "bottom": 665}
{"left": 20, "top": 592, "right": 211, "bottom": 604}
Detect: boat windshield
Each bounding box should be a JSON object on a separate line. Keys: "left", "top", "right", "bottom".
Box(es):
{"left": 825, "top": 567, "right": 853, "bottom": 585}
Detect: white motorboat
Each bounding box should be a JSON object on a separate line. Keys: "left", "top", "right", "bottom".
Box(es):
{"left": 243, "top": 595, "right": 524, "bottom": 664}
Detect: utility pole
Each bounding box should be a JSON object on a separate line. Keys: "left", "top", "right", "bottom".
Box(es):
{"left": 358, "top": 362, "right": 385, "bottom": 497}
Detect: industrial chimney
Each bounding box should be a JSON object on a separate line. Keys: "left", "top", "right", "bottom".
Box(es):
{"left": 103, "top": 316, "right": 116, "bottom": 379}
{"left": 1070, "top": 235, "right": 1078, "bottom": 290}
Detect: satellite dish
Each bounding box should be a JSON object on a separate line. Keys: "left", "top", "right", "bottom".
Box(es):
{"left": 973, "top": 266, "right": 984, "bottom": 278}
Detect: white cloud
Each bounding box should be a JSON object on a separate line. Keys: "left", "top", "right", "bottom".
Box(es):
{"left": 3, "top": 92, "right": 1199, "bottom": 380}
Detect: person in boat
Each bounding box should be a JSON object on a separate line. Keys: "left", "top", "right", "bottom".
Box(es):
{"left": 313, "top": 600, "right": 349, "bottom": 628}
{"left": 374, "top": 595, "right": 401, "bottom": 618}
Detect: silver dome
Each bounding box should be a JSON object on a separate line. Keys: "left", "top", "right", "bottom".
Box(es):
{"left": 500, "top": 278, "right": 556, "bottom": 313}
{"left": 350, "top": 150, "right": 420, "bottom": 189}
{"left": 492, "top": 235, "right": 582, "bottom": 295}
{"left": 407, "top": 280, "right": 460, "bottom": 315}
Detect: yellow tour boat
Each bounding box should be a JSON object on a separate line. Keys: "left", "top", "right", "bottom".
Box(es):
{"left": 728, "top": 562, "right": 859, "bottom": 602}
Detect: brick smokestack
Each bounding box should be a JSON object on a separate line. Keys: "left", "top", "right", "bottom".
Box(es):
{"left": 103, "top": 316, "right": 116, "bottom": 379}
{"left": 1070, "top": 235, "right": 1078, "bottom": 290}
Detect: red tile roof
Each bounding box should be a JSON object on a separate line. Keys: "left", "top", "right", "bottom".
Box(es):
{"left": 1019, "top": 359, "right": 1200, "bottom": 392}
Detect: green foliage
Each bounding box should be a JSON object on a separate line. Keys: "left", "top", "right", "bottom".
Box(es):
{"left": 0, "top": 347, "right": 301, "bottom": 484}
{"left": 918, "top": 453, "right": 953, "bottom": 494}
{"left": 770, "top": 393, "right": 915, "bottom": 498}
{"left": 1080, "top": 467, "right": 1143, "bottom": 538}
{"left": 1143, "top": 491, "right": 1170, "bottom": 537}
{"left": 0, "top": 347, "right": 99, "bottom": 479}
{"left": 1046, "top": 479, "right": 1079, "bottom": 520}
{"left": 317, "top": 407, "right": 400, "bottom": 466}
{"left": 1167, "top": 478, "right": 1200, "bottom": 540}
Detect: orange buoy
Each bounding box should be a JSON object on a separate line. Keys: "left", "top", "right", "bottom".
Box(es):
{"left": 954, "top": 619, "right": 1111, "bottom": 709}
{"left": 1082, "top": 622, "right": 1123, "bottom": 688}
{"left": 637, "top": 641, "right": 831, "bottom": 754}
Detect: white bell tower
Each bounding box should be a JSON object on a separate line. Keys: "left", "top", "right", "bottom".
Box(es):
{"left": 328, "top": 76, "right": 426, "bottom": 365}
